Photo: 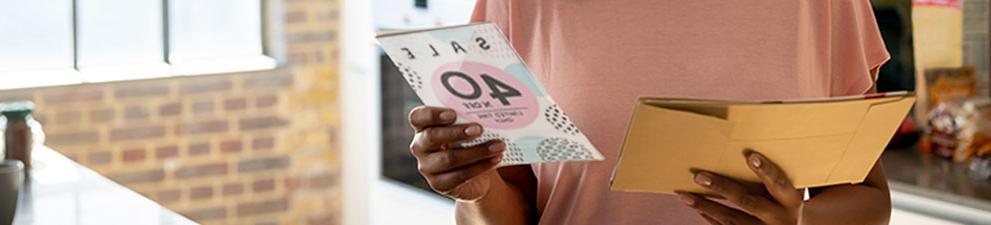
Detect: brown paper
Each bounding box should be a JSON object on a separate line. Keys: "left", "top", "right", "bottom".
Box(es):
{"left": 610, "top": 93, "right": 916, "bottom": 195}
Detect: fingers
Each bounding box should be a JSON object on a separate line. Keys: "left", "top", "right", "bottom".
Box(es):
{"left": 693, "top": 171, "right": 782, "bottom": 222}
{"left": 418, "top": 141, "right": 506, "bottom": 174}
{"left": 409, "top": 106, "right": 458, "bottom": 132}
{"left": 411, "top": 123, "right": 484, "bottom": 155}
{"left": 678, "top": 193, "right": 762, "bottom": 225}
{"left": 744, "top": 150, "right": 803, "bottom": 207}
{"left": 428, "top": 154, "right": 503, "bottom": 193}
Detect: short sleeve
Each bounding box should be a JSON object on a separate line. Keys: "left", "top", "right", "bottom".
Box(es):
{"left": 830, "top": 0, "right": 891, "bottom": 96}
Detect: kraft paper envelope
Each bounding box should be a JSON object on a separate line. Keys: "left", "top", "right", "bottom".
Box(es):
{"left": 610, "top": 92, "right": 916, "bottom": 195}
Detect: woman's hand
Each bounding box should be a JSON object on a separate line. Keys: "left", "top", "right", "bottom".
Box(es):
{"left": 678, "top": 151, "right": 802, "bottom": 225}
{"left": 408, "top": 106, "right": 507, "bottom": 202}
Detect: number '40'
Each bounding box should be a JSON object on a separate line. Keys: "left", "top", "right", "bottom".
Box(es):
{"left": 441, "top": 71, "right": 522, "bottom": 106}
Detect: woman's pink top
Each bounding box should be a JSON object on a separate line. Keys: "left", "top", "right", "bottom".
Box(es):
{"left": 470, "top": 1, "right": 890, "bottom": 224}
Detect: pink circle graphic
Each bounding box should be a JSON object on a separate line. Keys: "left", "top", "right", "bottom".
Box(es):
{"left": 433, "top": 61, "right": 538, "bottom": 129}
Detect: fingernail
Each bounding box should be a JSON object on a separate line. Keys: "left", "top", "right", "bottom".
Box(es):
{"left": 440, "top": 111, "right": 456, "bottom": 121}
{"left": 749, "top": 154, "right": 762, "bottom": 168}
{"left": 489, "top": 142, "right": 505, "bottom": 152}
{"left": 491, "top": 157, "right": 502, "bottom": 163}
{"left": 465, "top": 125, "right": 482, "bottom": 136}
{"left": 694, "top": 173, "right": 712, "bottom": 187}
{"left": 679, "top": 194, "right": 696, "bottom": 206}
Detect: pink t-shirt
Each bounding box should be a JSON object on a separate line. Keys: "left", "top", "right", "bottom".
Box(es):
{"left": 470, "top": 1, "right": 890, "bottom": 224}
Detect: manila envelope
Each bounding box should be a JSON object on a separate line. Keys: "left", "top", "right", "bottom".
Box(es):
{"left": 610, "top": 92, "right": 916, "bottom": 195}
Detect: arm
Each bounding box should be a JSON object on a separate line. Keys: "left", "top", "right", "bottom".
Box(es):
{"left": 802, "top": 69, "right": 889, "bottom": 225}
{"left": 678, "top": 68, "right": 891, "bottom": 225}
{"left": 407, "top": 106, "right": 538, "bottom": 225}
{"left": 456, "top": 166, "right": 539, "bottom": 225}
{"left": 801, "top": 162, "right": 890, "bottom": 225}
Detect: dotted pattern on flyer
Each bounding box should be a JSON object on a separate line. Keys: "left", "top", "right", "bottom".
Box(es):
{"left": 544, "top": 104, "right": 580, "bottom": 136}
{"left": 536, "top": 137, "right": 595, "bottom": 161}
{"left": 396, "top": 62, "right": 423, "bottom": 91}
{"left": 457, "top": 132, "right": 526, "bottom": 164}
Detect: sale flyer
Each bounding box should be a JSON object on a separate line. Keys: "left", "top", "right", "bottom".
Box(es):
{"left": 376, "top": 23, "right": 604, "bottom": 166}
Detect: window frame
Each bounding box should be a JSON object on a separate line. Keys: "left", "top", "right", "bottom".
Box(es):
{"left": 0, "top": 0, "right": 282, "bottom": 90}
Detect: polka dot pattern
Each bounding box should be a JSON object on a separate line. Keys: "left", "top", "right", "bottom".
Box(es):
{"left": 544, "top": 104, "right": 580, "bottom": 135}
{"left": 457, "top": 132, "right": 525, "bottom": 164}
{"left": 396, "top": 62, "right": 423, "bottom": 91}
{"left": 536, "top": 137, "right": 594, "bottom": 161}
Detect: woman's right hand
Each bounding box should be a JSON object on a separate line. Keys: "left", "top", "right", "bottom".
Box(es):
{"left": 408, "top": 106, "right": 506, "bottom": 202}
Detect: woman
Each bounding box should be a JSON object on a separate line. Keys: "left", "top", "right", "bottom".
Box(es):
{"left": 408, "top": 0, "right": 892, "bottom": 224}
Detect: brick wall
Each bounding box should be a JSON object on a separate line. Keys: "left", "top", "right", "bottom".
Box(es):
{"left": 0, "top": 0, "right": 341, "bottom": 224}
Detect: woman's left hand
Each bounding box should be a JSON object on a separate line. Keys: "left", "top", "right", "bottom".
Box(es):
{"left": 678, "top": 151, "right": 803, "bottom": 225}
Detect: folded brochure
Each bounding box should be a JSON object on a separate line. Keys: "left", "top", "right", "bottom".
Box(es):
{"left": 611, "top": 92, "right": 916, "bottom": 194}
{"left": 376, "top": 23, "right": 604, "bottom": 166}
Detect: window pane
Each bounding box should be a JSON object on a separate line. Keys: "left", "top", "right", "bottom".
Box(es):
{"left": 168, "top": 0, "right": 263, "bottom": 62}
{"left": 76, "top": 0, "right": 165, "bottom": 68}
{"left": 0, "top": 0, "right": 74, "bottom": 72}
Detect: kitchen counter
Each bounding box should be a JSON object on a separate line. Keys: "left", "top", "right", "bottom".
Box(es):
{"left": 882, "top": 148, "right": 991, "bottom": 224}
{"left": 12, "top": 146, "right": 195, "bottom": 225}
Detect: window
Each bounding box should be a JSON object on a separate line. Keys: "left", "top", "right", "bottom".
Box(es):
{"left": 0, "top": 0, "right": 275, "bottom": 90}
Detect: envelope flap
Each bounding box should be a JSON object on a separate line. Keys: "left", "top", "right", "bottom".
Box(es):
{"left": 725, "top": 101, "right": 871, "bottom": 140}
{"left": 827, "top": 96, "right": 916, "bottom": 184}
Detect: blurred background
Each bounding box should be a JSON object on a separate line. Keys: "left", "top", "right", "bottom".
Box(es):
{"left": 0, "top": 0, "right": 988, "bottom": 225}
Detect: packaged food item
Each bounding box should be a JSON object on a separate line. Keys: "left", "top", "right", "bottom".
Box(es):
{"left": 925, "top": 66, "right": 977, "bottom": 111}
{"left": 928, "top": 100, "right": 965, "bottom": 159}
{"left": 927, "top": 97, "right": 991, "bottom": 162}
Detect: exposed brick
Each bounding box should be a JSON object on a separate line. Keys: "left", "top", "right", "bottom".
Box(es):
{"left": 89, "top": 108, "right": 115, "bottom": 123}
{"left": 156, "top": 189, "right": 182, "bottom": 203}
{"left": 236, "top": 198, "right": 289, "bottom": 216}
{"left": 287, "top": 31, "right": 336, "bottom": 44}
{"left": 288, "top": 52, "right": 310, "bottom": 65}
{"left": 256, "top": 95, "right": 278, "bottom": 108}
{"left": 86, "top": 151, "right": 113, "bottom": 165}
{"left": 123, "top": 105, "right": 150, "bottom": 120}
{"left": 220, "top": 139, "right": 243, "bottom": 154}
{"left": 155, "top": 145, "right": 179, "bottom": 159}
{"left": 110, "top": 168, "right": 164, "bottom": 184}
{"left": 252, "top": 178, "right": 276, "bottom": 193}
{"left": 158, "top": 102, "right": 182, "bottom": 117}
{"left": 224, "top": 97, "right": 248, "bottom": 111}
{"left": 244, "top": 74, "right": 293, "bottom": 89}
{"left": 304, "top": 171, "right": 338, "bottom": 190}
{"left": 182, "top": 206, "right": 226, "bottom": 221}
{"left": 284, "top": 176, "right": 301, "bottom": 192}
{"left": 175, "top": 162, "right": 228, "bottom": 180}
{"left": 46, "top": 130, "right": 99, "bottom": 146}
{"left": 42, "top": 88, "right": 104, "bottom": 104}
{"left": 0, "top": 90, "right": 33, "bottom": 102}
{"left": 307, "top": 214, "right": 336, "bottom": 225}
{"left": 109, "top": 126, "right": 166, "bottom": 141}
{"left": 223, "top": 182, "right": 245, "bottom": 196}
{"left": 189, "top": 186, "right": 214, "bottom": 200}
{"left": 284, "top": 10, "right": 307, "bottom": 23}
{"left": 55, "top": 111, "right": 82, "bottom": 124}
{"left": 238, "top": 156, "right": 290, "bottom": 173}
{"left": 188, "top": 142, "right": 211, "bottom": 156}
{"left": 191, "top": 100, "right": 214, "bottom": 114}
{"left": 179, "top": 78, "right": 232, "bottom": 94}
{"left": 176, "top": 120, "right": 229, "bottom": 135}
{"left": 121, "top": 148, "right": 147, "bottom": 162}
{"left": 252, "top": 136, "right": 275, "bottom": 151}
{"left": 239, "top": 116, "right": 289, "bottom": 130}
{"left": 114, "top": 83, "right": 170, "bottom": 98}
{"left": 315, "top": 9, "right": 338, "bottom": 22}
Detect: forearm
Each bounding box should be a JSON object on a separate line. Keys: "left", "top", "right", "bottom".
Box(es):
{"left": 799, "top": 162, "right": 891, "bottom": 225}
{"left": 456, "top": 175, "right": 534, "bottom": 225}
